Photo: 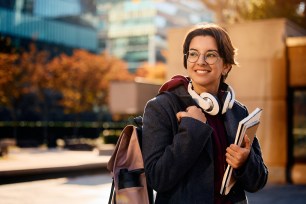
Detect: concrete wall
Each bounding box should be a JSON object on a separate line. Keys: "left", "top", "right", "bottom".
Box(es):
{"left": 109, "top": 81, "right": 138, "bottom": 114}
{"left": 166, "top": 18, "right": 306, "bottom": 183}
{"left": 109, "top": 80, "right": 161, "bottom": 115}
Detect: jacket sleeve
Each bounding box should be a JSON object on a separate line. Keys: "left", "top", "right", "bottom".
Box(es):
{"left": 142, "top": 94, "right": 213, "bottom": 192}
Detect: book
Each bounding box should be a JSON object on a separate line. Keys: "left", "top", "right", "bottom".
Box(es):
{"left": 220, "top": 108, "right": 263, "bottom": 195}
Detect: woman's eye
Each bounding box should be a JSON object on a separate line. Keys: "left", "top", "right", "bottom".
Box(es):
{"left": 206, "top": 52, "right": 217, "bottom": 58}
{"left": 190, "top": 52, "right": 198, "bottom": 57}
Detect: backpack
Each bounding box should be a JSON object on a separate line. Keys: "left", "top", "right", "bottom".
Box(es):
{"left": 107, "top": 116, "right": 154, "bottom": 204}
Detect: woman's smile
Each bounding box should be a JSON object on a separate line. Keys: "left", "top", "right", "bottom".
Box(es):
{"left": 194, "top": 68, "right": 211, "bottom": 74}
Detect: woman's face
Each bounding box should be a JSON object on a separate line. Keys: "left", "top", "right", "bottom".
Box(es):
{"left": 186, "top": 35, "right": 230, "bottom": 95}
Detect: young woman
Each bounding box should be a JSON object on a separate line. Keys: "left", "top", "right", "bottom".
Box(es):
{"left": 142, "top": 24, "right": 268, "bottom": 204}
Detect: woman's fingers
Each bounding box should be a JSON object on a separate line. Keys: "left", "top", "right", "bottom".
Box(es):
{"left": 177, "top": 106, "right": 207, "bottom": 123}
{"left": 176, "top": 111, "right": 187, "bottom": 122}
{"left": 226, "top": 139, "right": 251, "bottom": 169}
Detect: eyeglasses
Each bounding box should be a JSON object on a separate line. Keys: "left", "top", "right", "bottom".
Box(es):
{"left": 185, "top": 50, "right": 220, "bottom": 65}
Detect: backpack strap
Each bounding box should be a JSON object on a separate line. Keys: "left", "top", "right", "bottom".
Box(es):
{"left": 133, "top": 116, "right": 143, "bottom": 127}
{"left": 108, "top": 178, "right": 115, "bottom": 204}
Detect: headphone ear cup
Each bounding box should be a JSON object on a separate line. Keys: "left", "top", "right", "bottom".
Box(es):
{"left": 199, "top": 93, "right": 219, "bottom": 115}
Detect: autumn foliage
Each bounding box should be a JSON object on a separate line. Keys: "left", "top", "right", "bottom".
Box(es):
{"left": 135, "top": 62, "right": 166, "bottom": 83}
{"left": 0, "top": 53, "right": 20, "bottom": 112}
{"left": 0, "top": 45, "right": 135, "bottom": 120}
{"left": 47, "top": 50, "right": 134, "bottom": 115}
{"left": 0, "top": 41, "right": 169, "bottom": 123}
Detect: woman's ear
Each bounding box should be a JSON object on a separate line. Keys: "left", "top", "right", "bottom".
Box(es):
{"left": 222, "top": 65, "right": 232, "bottom": 80}
{"left": 223, "top": 64, "right": 232, "bottom": 74}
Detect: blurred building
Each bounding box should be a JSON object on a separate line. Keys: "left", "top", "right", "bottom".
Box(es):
{"left": 97, "top": 0, "right": 213, "bottom": 71}
{"left": 0, "top": 0, "right": 213, "bottom": 68}
{"left": 0, "top": 0, "right": 98, "bottom": 55}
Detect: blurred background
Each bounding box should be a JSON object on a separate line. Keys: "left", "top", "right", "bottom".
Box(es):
{"left": 0, "top": 0, "right": 306, "bottom": 203}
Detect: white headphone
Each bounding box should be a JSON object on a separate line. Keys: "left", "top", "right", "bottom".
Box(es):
{"left": 187, "top": 82, "right": 235, "bottom": 115}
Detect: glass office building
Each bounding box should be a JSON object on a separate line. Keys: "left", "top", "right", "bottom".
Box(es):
{"left": 0, "top": 0, "right": 98, "bottom": 54}
{"left": 97, "top": 0, "right": 213, "bottom": 71}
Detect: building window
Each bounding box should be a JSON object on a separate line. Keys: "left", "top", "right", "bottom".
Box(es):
{"left": 293, "top": 89, "right": 306, "bottom": 162}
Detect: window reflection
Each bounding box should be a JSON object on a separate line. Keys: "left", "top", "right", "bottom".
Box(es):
{"left": 293, "top": 90, "right": 306, "bottom": 161}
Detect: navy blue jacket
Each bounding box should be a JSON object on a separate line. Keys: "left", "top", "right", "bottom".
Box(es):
{"left": 142, "top": 85, "right": 268, "bottom": 204}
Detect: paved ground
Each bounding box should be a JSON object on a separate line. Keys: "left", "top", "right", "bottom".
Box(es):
{"left": 0, "top": 173, "right": 113, "bottom": 204}
{"left": 0, "top": 147, "right": 306, "bottom": 203}
{"left": 0, "top": 174, "right": 305, "bottom": 204}
{"left": 0, "top": 146, "right": 112, "bottom": 184}
{"left": 246, "top": 184, "right": 306, "bottom": 204}
{"left": 0, "top": 147, "right": 112, "bottom": 172}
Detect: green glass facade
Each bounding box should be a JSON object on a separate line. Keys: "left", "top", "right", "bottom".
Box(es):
{"left": 0, "top": 0, "right": 98, "bottom": 53}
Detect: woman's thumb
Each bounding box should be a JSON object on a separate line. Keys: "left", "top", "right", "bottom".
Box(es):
{"left": 244, "top": 134, "right": 251, "bottom": 149}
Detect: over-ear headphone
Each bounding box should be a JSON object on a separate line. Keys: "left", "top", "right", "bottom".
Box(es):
{"left": 187, "top": 82, "right": 235, "bottom": 115}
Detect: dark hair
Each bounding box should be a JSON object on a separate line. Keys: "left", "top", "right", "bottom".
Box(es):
{"left": 183, "top": 24, "right": 238, "bottom": 78}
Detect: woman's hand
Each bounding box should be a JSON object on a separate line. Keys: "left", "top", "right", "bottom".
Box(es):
{"left": 226, "top": 135, "right": 251, "bottom": 169}
{"left": 176, "top": 106, "right": 207, "bottom": 124}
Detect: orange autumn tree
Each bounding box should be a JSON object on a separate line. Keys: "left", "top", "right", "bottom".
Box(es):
{"left": 0, "top": 45, "right": 49, "bottom": 119}
{"left": 18, "top": 45, "right": 52, "bottom": 143}
{"left": 0, "top": 53, "right": 20, "bottom": 122}
{"left": 0, "top": 45, "right": 135, "bottom": 141}
{"left": 97, "top": 52, "right": 135, "bottom": 104}
{"left": 18, "top": 44, "right": 50, "bottom": 111}
{"left": 0, "top": 45, "right": 50, "bottom": 139}
{"left": 135, "top": 62, "right": 166, "bottom": 83}
{"left": 47, "top": 50, "right": 134, "bottom": 120}
{"left": 0, "top": 46, "right": 134, "bottom": 122}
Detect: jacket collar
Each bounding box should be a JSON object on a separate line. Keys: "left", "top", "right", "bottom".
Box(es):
{"left": 158, "top": 75, "right": 241, "bottom": 144}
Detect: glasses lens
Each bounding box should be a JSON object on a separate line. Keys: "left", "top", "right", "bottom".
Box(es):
{"left": 187, "top": 50, "right": 199, "bottom": 63}
{"left": 186, "top": 50, "right": 220, "bottom": 64}
{"left": 204, "top": 51, "right": 219, "bottom": 65}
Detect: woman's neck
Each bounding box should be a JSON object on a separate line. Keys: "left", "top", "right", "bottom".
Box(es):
{"left": 192, "top": 83, "right": 219, "bottom": 96}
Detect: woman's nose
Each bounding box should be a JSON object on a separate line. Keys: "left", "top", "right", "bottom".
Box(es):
{"left": 197, "top": 55, "right": 207, "bottom": 65}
